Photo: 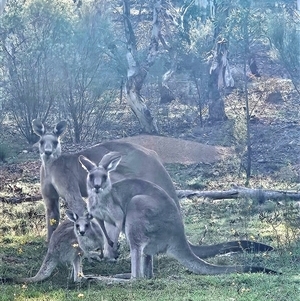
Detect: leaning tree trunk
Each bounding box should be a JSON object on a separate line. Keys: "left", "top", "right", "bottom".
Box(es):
{"left": 122, "top": 0, "right": 159, "bottom": 133}
{"left": 208, "top": 38, "right": 233, "bottom": 121}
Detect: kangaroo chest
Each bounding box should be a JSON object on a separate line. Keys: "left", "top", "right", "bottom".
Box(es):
{"left": 88, "top": 194, "right": 124, "bottom": 228}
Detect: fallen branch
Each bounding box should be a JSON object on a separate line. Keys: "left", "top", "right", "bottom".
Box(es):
{"left": 0, "top": 194, "right": 42, "bottom": 204}
{"left": 176, "top": 185, "right": 300, "bottom": 203}
{"left": 2, "top": 186, "right": 300, "bottom": 205}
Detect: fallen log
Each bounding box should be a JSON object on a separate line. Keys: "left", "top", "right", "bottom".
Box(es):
{"left": 0, "top": 194, "right": 42, "bottom": 204}
{"left": 2, "top": 186, "right": 300, "bottom": 204}
{"left": 176, "top": 185, "right": 300, "bottom": 203}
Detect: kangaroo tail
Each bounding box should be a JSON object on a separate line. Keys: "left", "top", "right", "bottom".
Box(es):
{"left": 6, "top": 255, "right": 58, "bottom": 284}
{"left": 189, "top": 240, "right": 273, "bottom": 259}
{"left": 170, "top": 244, "right": 277, "bottom": 275}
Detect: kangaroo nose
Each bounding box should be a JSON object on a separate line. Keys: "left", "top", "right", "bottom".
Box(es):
{"left": 79, "top": 231, "right": 85, "bottom": 236}
{"left": 94, "top": 185, "right": 101, "bottom": 192}
{"left": 44, "top": 150, "right": 52, "bottom": 156}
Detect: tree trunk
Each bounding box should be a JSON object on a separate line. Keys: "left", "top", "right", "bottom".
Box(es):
{"left": 176, "top": 186, "right": 300, "bottom": 203}
{"left": 122, "top": 0, "right": 158, "bottom": 133}
{"left": 160, "top": 49, "right": 177, "bottom": 104}
{"left": 208, "top": 38, "right": 233, "bottom": 121}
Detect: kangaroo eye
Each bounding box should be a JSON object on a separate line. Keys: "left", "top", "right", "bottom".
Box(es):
{"left": 85, "top": 223, "right": 89, "bottom": 228}
{"left": 89, "top": 174, "right": 94, "bottom": 181}
{"left": 76, "top": 224, "right": 79, "bottom": 229}
{"left": 53, "top": 141, "right": 58, "bottom": 147}
{"left": 40, "top": 140, "right": 45, "bottom": 146}
{"left": 102, "top": 175, "right": 107, "bottom": 181}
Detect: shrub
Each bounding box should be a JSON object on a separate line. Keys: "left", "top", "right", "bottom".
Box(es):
{"left": 0, "top": 142, "right": 10, "bottom": 162}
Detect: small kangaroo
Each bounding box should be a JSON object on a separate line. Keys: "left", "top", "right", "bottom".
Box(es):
{"left": 3, "top": 220, "right": 83, "bottom": 283}
{"left": 32, "top": 119, "right": 273, "bottom": 261}
{"left": 79, "top": 153, "right": 276, "bottom": 278}
{"left": 66, "top": 210, "right": 104, "bottom": 262}
{"left": 2, "top": 214, "right": 106, "bottom": 284}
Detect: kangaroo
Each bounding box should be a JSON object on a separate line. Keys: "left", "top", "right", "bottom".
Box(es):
{"left": 79, "top": 153, "right": 276, "bottom": 278}
{"left": 3, "top": 220, "right": 83, "bottom": 283}
{"left": 32, "top": 119, "right": 273, "bottom": 260}
{"left": 1, "top": 213, "right": 122, "bottom": 284}
{"left": 66, "top": 210, "right": 104, "bottom": 262}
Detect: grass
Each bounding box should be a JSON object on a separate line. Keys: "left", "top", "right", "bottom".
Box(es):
{"left": 1, "top": 111, "right": 300, "bottom": 300}
{"left": 1, "top": 193, "right": 300, "bottom": 301}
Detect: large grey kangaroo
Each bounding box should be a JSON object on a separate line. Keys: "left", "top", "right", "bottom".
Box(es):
{"left": 2, "top": 214, "right": 103, "bottom": 283}
{"left": 79, "top": 153, "right": 276, "bottom": 278}
{"left": 32, "top": 119, "right": 273, "bottom": 260}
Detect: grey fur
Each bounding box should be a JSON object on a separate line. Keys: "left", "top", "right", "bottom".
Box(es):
{"left": 10, "top": 220, "right": 83, "bottom": 283}
{"left": 80, "top": 153, "right": 276, "bottom": 279}
{"left": 32, "top": 120, "right": 273, "bottom": 261}
{"left": 6, "top": 213, "right": 105, "bottom": 284}
{"left": 66, "top": 210, "right": 104, "bottom": 262}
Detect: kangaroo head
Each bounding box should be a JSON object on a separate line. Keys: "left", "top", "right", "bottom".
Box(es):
{"left": 66, "top": 210, "right": 93, "bottom": 236}
{"left": 32, "top": 120, "right": 67, "bottom": 160}
{"left": 79, "top": 152, "right": 122, "bottom": 195}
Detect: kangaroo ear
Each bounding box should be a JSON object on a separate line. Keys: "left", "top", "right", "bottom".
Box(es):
{"left": 66, "top": 210, "right": 78, "bottom": 222}
{"left": 79, "top": 155, "right": 97, "bottom": 172}
{"left": 32, "top": 119, "right": 45, "bottom": 137}
{"left": 54, "top": 121, "right": 67, "bottom": 137}
{"left": 100, "top": 152, "right": 122, "bottom": 172}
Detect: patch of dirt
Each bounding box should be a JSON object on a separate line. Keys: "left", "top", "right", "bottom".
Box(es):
{"left": 118, "top": 135, "right": 234, "bottom": 164}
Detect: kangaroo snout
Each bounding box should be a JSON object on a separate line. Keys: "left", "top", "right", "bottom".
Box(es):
{"left": 94, "top": 185, "right": 103, "bottom": 193}
{"left": 44, "top": 150, "right": 52, "bottom": 157}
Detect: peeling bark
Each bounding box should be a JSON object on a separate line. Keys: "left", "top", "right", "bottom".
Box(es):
{"left": 122, "top": 0, "right": 159, "bottom": 133}
{"left": 208, "top": 38, "right": 233, "bottom": 121}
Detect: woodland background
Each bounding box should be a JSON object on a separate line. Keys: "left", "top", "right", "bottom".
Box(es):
{"left": 0, "top": 1, "right": 300, "bottom": 301}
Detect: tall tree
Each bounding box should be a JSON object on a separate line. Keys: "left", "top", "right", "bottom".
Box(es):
{"left": 122, "top": 0, "right": 159, "bottom": 133}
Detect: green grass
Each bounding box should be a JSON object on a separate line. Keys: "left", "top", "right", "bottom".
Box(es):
{"left": 1, "top": 195, "right": 300, "bottom": 301}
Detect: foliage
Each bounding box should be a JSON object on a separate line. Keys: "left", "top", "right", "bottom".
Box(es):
{"left": 0, "top": 0, "right": 122, "bottom": 143}
{"left": 0, "top": 0, "right": 62, "bottom": 143}
{"left": 267, "top": 7, "right": 300, "bottom": 94}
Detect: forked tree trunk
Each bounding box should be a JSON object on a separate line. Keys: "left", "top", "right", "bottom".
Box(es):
{"left": 122, "top": 0, "right": 159, "bottom": 133}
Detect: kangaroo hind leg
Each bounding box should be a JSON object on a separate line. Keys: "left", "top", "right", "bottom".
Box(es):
{"left": 72, "top": 254, "right": 83, "bottom": 282}
{"left": 130, "top": 246, "right": 144, "bottom": 279}
{"left": 143, "top": 254, "right": 153, "bottom": 279}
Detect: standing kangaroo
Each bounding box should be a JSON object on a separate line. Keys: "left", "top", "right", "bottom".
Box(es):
{"left": 32, "top": 120, "right": 273, "bottom": 260}
{"left": 79, "top": 153, "right": 276, "bottom": 278}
